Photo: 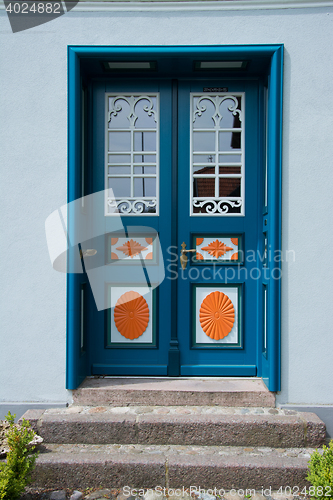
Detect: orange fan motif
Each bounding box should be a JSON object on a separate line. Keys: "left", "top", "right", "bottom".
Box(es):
{"left": 201, "top": 240, "right": 233, "bottom": 258}
{"left": 114, "top": 291, "right": 149, "bottom": 340}
{"left": 199, "top": 291, "right": 235, "bottom": 340}
{"left": 116, "top": 239, "right": 147, "bottom": 258}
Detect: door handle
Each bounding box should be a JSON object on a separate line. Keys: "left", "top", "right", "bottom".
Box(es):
{"left": 80, "top": 248, "right": 97, "bottom": 259}
{"left": 180, "top": 242, "right": 196, "bottom": 270}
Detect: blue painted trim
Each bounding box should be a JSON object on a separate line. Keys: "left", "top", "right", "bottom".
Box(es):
{"left": 68, "top": 45, "right": 284, "bottom": 57}
{"left": 67, "top": 47, "right": 87, "bottom": 390}
{"left": 267, "top": 46, "right": 283, "bottom": 391}
{"left": 66, "top": 47, "right": 79, "bottom": 390}
{"left": 67, "top": 44, "right": 283, "bottom": 390}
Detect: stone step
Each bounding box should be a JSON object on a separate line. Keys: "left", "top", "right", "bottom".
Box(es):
{"left": 30, "top": 442, "right": 315, "bottom": 490}
{"left": 21, "top": 406, "right": 326, "bottom": 448}
{"left": 72, "top": 377, "right": 276, "bottom": 407}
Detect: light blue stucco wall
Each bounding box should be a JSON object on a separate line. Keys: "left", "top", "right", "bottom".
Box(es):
{"left": 0, "top": 2, "right": 332, "bottom": 406}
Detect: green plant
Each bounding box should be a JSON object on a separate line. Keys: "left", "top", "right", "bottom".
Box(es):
{"left": 307, "top": 440, "right": 333, "bottom": 499}
{"left": 0, "top": 411, "right": 39, "bottom": 500}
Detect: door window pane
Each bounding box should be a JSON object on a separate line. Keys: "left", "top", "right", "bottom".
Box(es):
{"left": 134, "top": 154, "right": 156, "bottom": 163}
{"left": 108, "top": 132, "right": 131, "bottom": 152}
{"left": 193, "top": 154, "right": 216, "bottom": 163}
{"left": 192, "top": 97, "right": 216, "bottom": 129}
{"left": 134, "top": 166, "right": 156, "bottom": 174}
{"left": 108, "top": 177, "right": 131, "bottom": 197}
{"left": 108, "top": 98, "right": 131, "bottom": 129}
{"left": 134, "top": 97, "right": 158, "bottom": 128}
{"left": 108, "top": 154, "right": 131, "bottom": 163}
{"left": 108, "top": 166, "right": 131, "bottom": 175}
{"left": 193, "top": 166, "right": 215, "bottom": 175}
{"left": 219, "top": 166, "right": 241, "bottom": 174}
{"left": 134, "top": 177, "right": 156, "bottom": 197}
{"left": 134, "top": 132, "right": 156, "bottom": 152}
{"left": 193, "top": 178, "right": 215, "bottom": 197}
{"left": 218, "top": 154, "right": 242, "bottom": 163}
{"left": 219, "top": 178, "right": 241, "bottom": 197}
{"left": 219, "top": 96, "right": 242, "bottom": 129}
{"left": 193, "top": 132, "right": 215, "bottom": 152}
{"left": 219, "top": 131, "right": 241, "bottom": 151}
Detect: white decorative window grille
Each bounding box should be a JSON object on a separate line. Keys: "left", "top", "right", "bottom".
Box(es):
{"left": 105, "top": 93, "right": 159, "bottom": 215}
{"left": 190, "top": 93, "right": 244, "bottom": 216}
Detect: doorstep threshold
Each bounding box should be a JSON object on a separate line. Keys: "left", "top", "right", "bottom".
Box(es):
{"left": 72, "top": 377, "right": 275, "bottom": 407}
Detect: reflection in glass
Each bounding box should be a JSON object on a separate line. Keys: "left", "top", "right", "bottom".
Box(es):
{"left": 108, "top": 177, "right": 131, "bottom": 197}
{"left": 193, "top": 166, "right": 215, "bottom": 175}
{"left": 219, "top": 178, "right": 241, "bottom": 197}
{"left": 218, "top": 154, "right": 241, "bottom": 163}
{"left": 219, "top": 166, "right": 241, "bottom": 174}
{"left": 193, "top": 131, "right": 215, "bottom": 152}
{"left": 134, "top": 166, "right": 156, "bottom": 174}
{"left": 193, "top": 154, "right": 216, "bottom": 163}
{"left": 134, "top": 132, "right": 156, "bottom": 152}
{"left": 193, "top": 178, "right": 215, "bottom": 197}
{"left": 134, "top": 177, "right": 156, "bottom": 197}
{"left": 219, "top": 132, "right": 241, "bottom": 151}
{"left": 108, "top": 132, "right": 131, "bottom": 152}
{"left": 108, "top": 154, "right": 131, "bottom": 164}
{"left": 108, "top": 166, "right": 131, "bottom": 175}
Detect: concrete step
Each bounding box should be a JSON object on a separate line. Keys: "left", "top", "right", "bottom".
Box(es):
{"left": 72, "top": 377, "right": 276, "bottom": 407}
{"left": 30, "top": 442, "right": 315, "bottom": 490}
{"left": 21, "top": 405, "right": 326, "bottom": 448}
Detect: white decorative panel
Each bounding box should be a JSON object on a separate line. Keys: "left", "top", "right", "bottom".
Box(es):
{"left": 195, "top": 287, "right": 239, "bottom": 345}
{"left": 109, "top": 286, "right": 153, "bottom": 344}
{"left": 105, "top": 94, "right": 159, "bottom": 215}
{"left": 191, "top": 93, "right": 244, "bottom": 216}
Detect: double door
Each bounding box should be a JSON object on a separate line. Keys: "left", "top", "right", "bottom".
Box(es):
{"left": 87, "top": 78, "right": 261, "bottom": 376}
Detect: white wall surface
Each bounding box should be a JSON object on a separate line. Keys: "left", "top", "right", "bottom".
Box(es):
{"left": 0, "top": 2, "right": 332, "bottom": 405}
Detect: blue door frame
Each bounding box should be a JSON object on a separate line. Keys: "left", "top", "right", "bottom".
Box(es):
{"left": 67, "top": 44, "right": 283, "bottom": 391}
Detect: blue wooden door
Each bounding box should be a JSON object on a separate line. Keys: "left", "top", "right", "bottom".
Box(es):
{"left": 177, "top": 80, "right": 259, "bottom": 376}
{"left": 88, "top": 78, "right": 261, "bottom": 376}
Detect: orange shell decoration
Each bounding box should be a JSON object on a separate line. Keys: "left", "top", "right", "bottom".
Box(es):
{"left": 199, "top": 291, "right": 235, "bottom": 340}
{"left": 114, "top": 291, "right": 149, "bottom": 340}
